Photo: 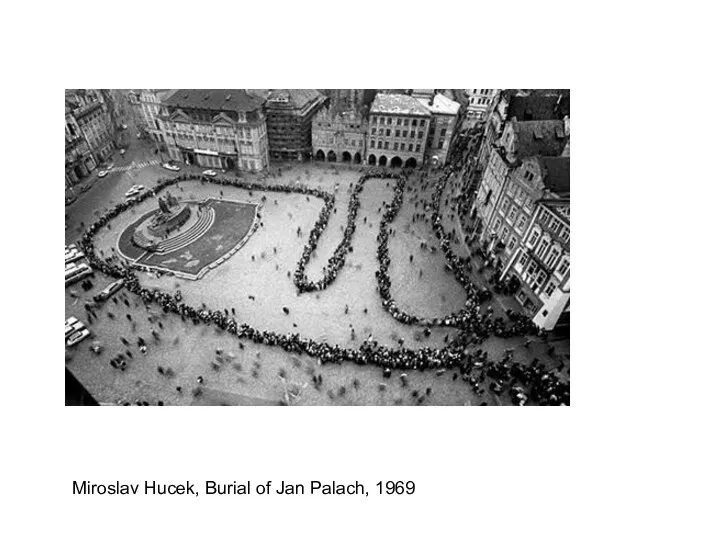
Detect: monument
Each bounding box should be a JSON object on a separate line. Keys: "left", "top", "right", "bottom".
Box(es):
{"left": 132, "top": 193, "right": 193, "bottom": 251}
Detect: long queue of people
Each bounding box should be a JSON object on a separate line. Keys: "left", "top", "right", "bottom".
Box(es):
{"left": 293, "top": 168, "right": 406, "bottom": 293}
{"left": 76, "top": 171, "right": 567, "bottom": 405}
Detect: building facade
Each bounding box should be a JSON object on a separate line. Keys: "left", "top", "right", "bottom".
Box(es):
{"left": 484, "top": 154, "right": 570, "bottom": 270}
{"left": 464, "top": 89, "right": 499, "bottom": 128}
{"left": 158, "top": 89, "right": 269, "bottom": 171}
{"left": 65, "top": 89, "right": 116, "bottom": 167}
{"left": 139, "top": 90, "right": 174, "bottom": 141}
{"left": 416, "top": 93, "right": 460, "bottom": 166}
{"left": 471, "top": 117, "right": 569, "bottom": 247}
{"left": 261, "top": 90, "right": 327, "bottom": 161}
{"left": 500, "top": 200, "right": 570, "bottom": 331}
{"left": 65, "top": 109, "right": 95, "bottom": 187}
{"left": 458, "top": 89, "right": 570, "bottom": 214}
{"left": 312, "top": 104, "right": 367, "bottom": 164}
{"left": 367, "top": 93, "right": 431, "bottom": 168}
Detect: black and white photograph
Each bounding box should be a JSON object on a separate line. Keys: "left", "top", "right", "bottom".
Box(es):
{"left": 64, "top": 89, "right": 570, "bottom": 406}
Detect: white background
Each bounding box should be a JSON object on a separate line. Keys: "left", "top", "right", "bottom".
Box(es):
{"left": 2, "top": 1, "right": 719, "bottom": 538}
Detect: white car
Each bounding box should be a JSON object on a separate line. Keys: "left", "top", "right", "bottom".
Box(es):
{"left": 120, "top": 149, "right": 126, "bottom": 155}
{"left": 65, "top": 250, "right": 85, "bottom": 264}
{"left": 163, "top": 163, "right": 180, "bottom": 172}
{"left": 121, "top": 124, "right": 128, "bottom": 130}
{"left": 125, "top": 184, "right": 146, "bottom": 198}
{"left": 98, "top": 169, "right": 108, "bottom": 178}
{"left": 67, "top": 328, "right": 91, "bottom": 347}
{"left": 202, "top": 169, "right": 217, "bottom": 177}
{"left": 65, "top": 316, "right": 83, "bottom": 338}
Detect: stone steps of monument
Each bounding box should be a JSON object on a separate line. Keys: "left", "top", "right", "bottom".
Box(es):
{"left": 155, "top": 207, "right": 215, "bottom": 254}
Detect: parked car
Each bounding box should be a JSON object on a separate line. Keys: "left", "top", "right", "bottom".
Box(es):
{"left": 93, "top": 279, "right": 125, "bottom": 302}
{"left": 65, "top": 316, "right": 83, "bottom": 338}
{"left": 65, "top": 263, "right": 93, "bottom": 287}
{"left": 120, "top": 149, "right": 126, "bottom": 155}
{"left": 121, "top": 124, "right": 128, "bottom": 130}
{"left": 125, "top": 184, "right": 146, "bottom": 198}
{"left": 202, "top": 169, "right": 217, "bottom": 177}
{"left": 65, "top": 249, "right": 85, "bottom": 264}
{"left": 162, "top": 163, "right": 181, "bottom": 172}
{"left": 66, "top": 328, "right": 91, "bottom": 347}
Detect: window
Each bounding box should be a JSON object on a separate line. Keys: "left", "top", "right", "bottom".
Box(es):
{"left": 545, "top": 281, "right": 557, "bottom": 297}
{"left": 526, "top": 261, "right": 538, "bottom": 277}
{"left": 403, "top": 130, "right": 408, "bottom": 137}
{"left": 370, "top": 140, "right": 375, "bottom": 148}
{"left": 386, "top": 129, "right": 391, "bottom": 136}
{"left": 493, "top": 217, "right": 501, "bottom": 231}
{"left": 396, "top": 130, "right": 400, "bottom": 137}
{"left": 380, "top": 117, "right": 385, "bottom": 125}
{"left": 420, "top": 120, "right": 426, "bottom": 127}
{"left": 507, "top": 183, "right": 516, "bottom": 196}
{"left": 412, "top": 119, "right": 417, "bottom": 126}
{"left": 415, "top": 144, "right": 421, "bottom": 152}
{"left": 500, "top": 197, "right": 510, "bottom": 214}
{"left": 550, "top": 218, "right": 560, "bottom": 233}
{"left": 556, "top": 257, "right": 569, "bottom": 278}
{"left": 500, "top": 227, "right": 509, "bottom": 242}
{"left": 394, "top": 142, "right": 399, "bottom": 151}
{"left": 528, "top": 229, "right": 540, "bottom": 246}
{"left": 372, "top": 117, "right": 377, "bottom": 123}
{"left": 404, "top": 119, "right": 409, "bottom": 126}
{"left": 518, "top": 251, "right": 529, "bottom": 268}
{"left": 546, "top": 247, "right": 561, "bottom": 268}
{"left": 560, "top": 226, "right": 570, "bottom": 242}
{"left": 410, "top": 131, "right": 416, "bottom": 138}
{"left": 400, "top": 143, "right": 405, "bottom": 151}
{"left": 384, "top": 141, "right": 389, "bottom": 149}
{"left": 440, "top": 128, "right": 447, "bottom": 137}
{"left": 371, "top": 128, "right": 376, "bottom": 135}
{"left": 419, "top": 131, "right": 424, "bottom": 139}
{"left": 508, "top": 206, "right": 517, "bottom": 223}
{"left": 537, "top": 239, "right": 550, "bottom": 259}
{"left": 531, "top": 271, "right": 547, "bottom": 292}
{"left": 508, "top": 236, "right": 517, "bottom": 251}
{"left": 517, "top": 214, "right": 528, "bottom": 232}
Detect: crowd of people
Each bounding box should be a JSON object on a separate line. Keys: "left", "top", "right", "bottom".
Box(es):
{"left": 293, "top": 168, "right": 405, "bottom": 293}
{"left": 75, "top": 170, "right": 568, "bottom": 405}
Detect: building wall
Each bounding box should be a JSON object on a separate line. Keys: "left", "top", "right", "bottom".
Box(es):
{"left": 426, "top": 112, "right": 457, "bottom": 166}
{"left": 67, "top": 90, "right": 115, "bottom": 164}
{"left": 366, "top": 112, "right": 430, "bottom": 166}
{"left": 266, "top": 93, "right": 326, "bottom": 161}
{"left": 503, "top": 203, "right": 570, "bottom": 330}
{"left": 312, "top": 108, "right": 367, "bottom": 163}
{"left": 463, "top": 89, "right": 499, "bottom": 128}
{"left": 160, "top": 112, "right": 269, "bottom": 172}
{"left": 483, "top": 157, "right": 546, "bottom": 267}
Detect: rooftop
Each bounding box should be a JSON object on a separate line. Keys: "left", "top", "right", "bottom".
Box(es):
{"left": 511, "top": 119, "right": 567, "bottom": 160}
{"left": 538, "top": 157, "right": 571, "bottom": 196}
{"left": 264, "top": 89, "right": 325, "bottom": 110}
{"left": 162, "top": 89, "right": 264, "bottom": 113}
{"left": 505, "top": 89, "right": 570, "bottom": 121}
{"left": 418, "top": 93, "right": 461, "bottom": 115}
{"left": 370, "top": 93, "right": 431, "bottom": 116}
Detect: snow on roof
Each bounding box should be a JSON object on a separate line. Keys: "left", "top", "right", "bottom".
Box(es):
{"left": 370, "top": 94, "right": 431, "bottom": 116}
{"left": 418, "top": 93, "right": 460, "bottom": 115}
